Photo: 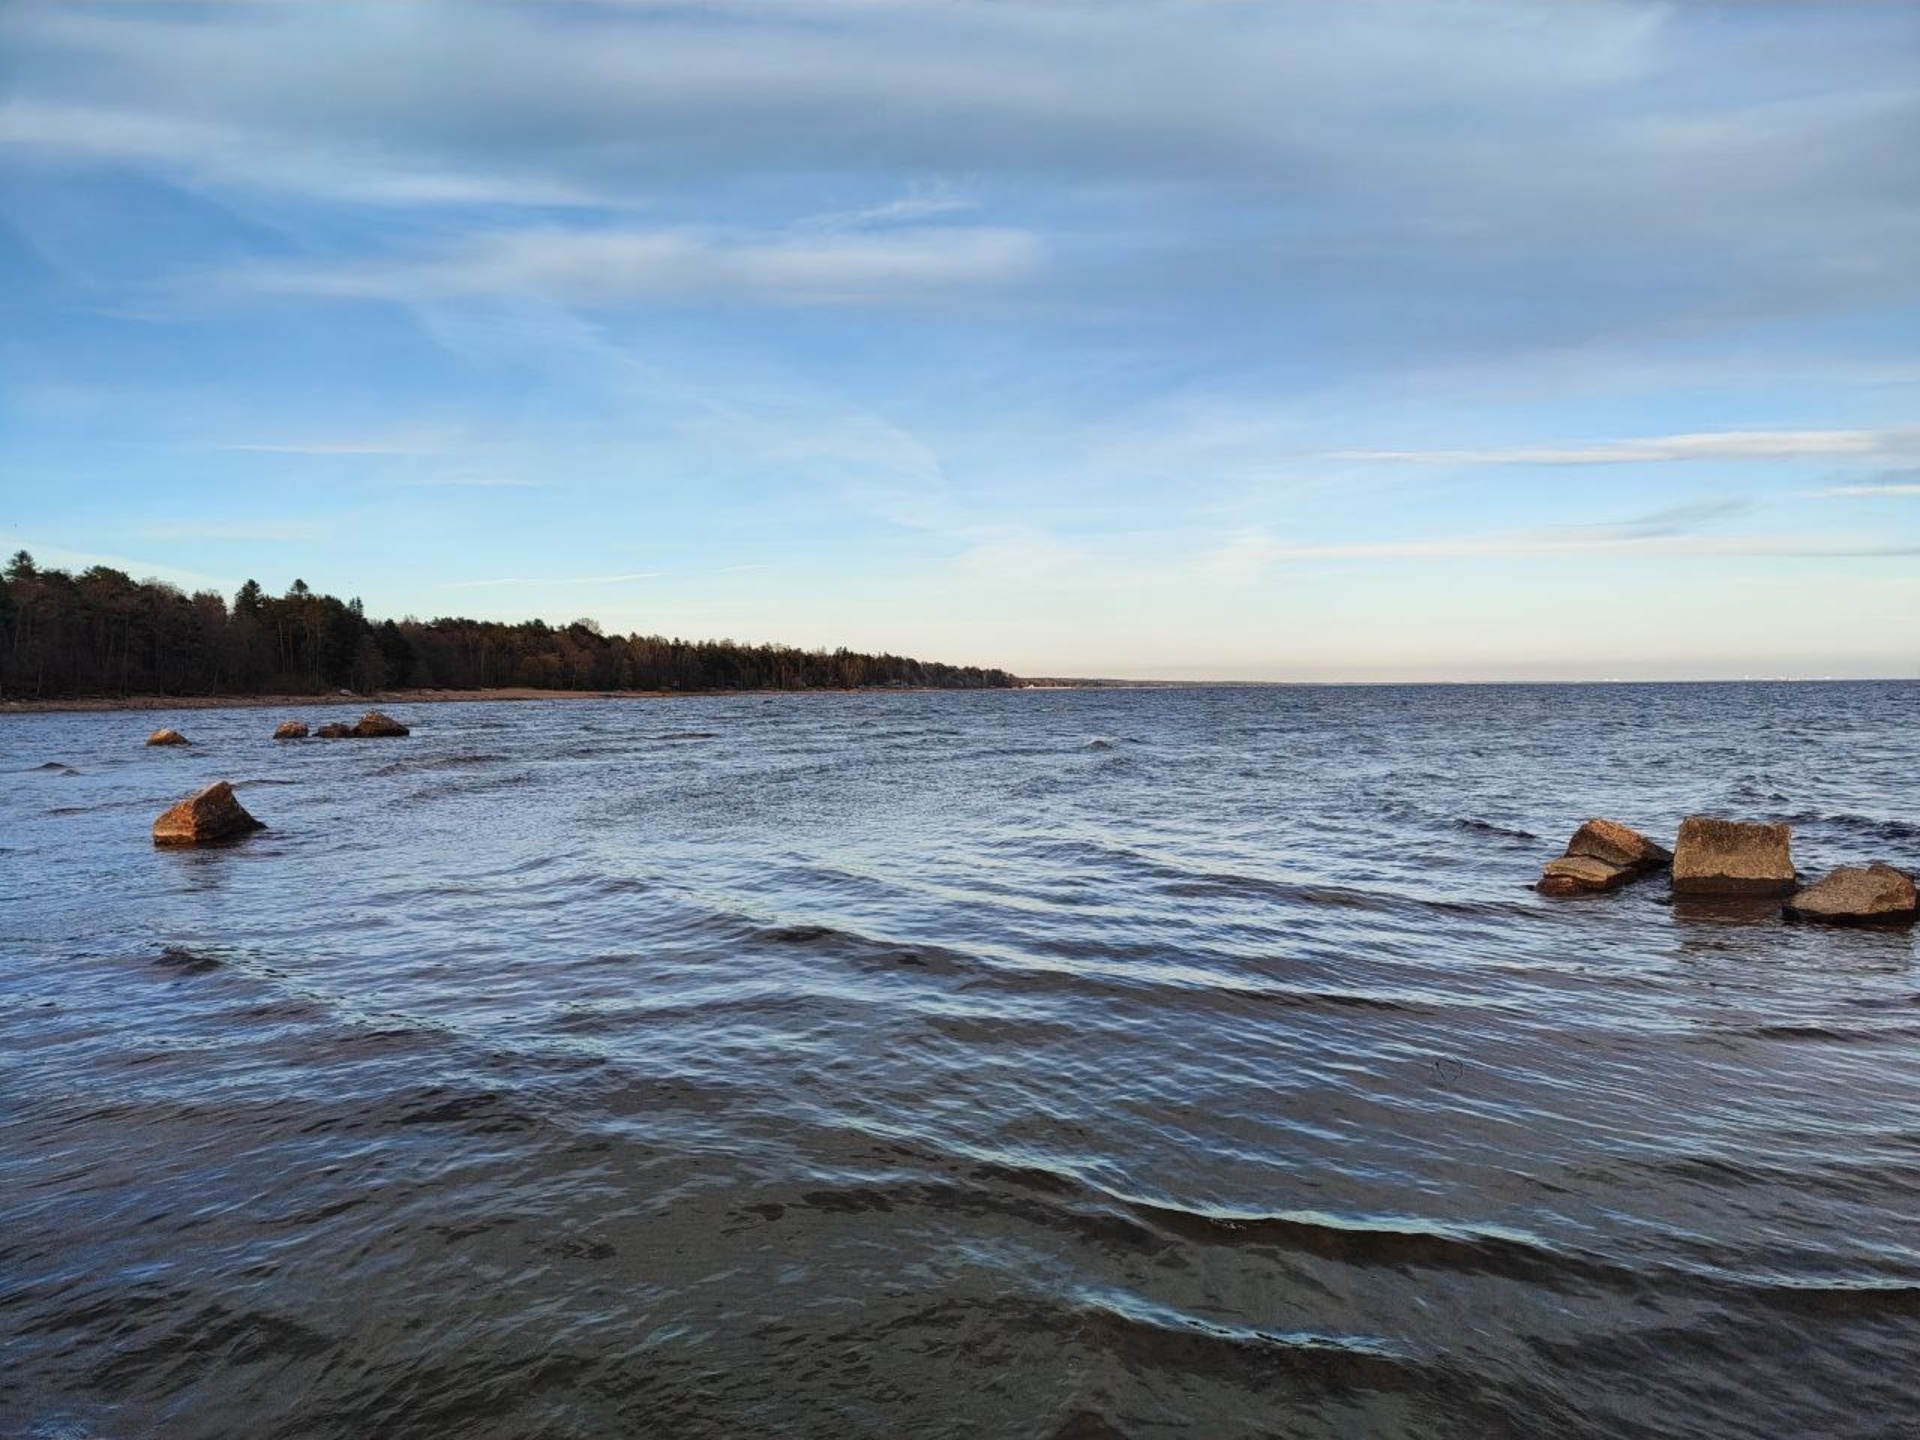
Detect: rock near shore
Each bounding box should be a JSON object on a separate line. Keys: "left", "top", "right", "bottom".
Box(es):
{"left": 146, "top": 728, "right": 190, "bottom": 747}
{"left": 152, "top": 780, "right": 266, "bottom": 847}
{"left": 273, "top": 720, "right": 309, "bottom": 740}
{"left": 1537, "top": 818, "right": 1671, "bottom": 896}
{"left": 1671, "top": 816, "right": 1797, "bottom": 897}
{"left": 1784, "top": 864, "right": 1918, "bottom": 926}
{"left": 352, "top": 710, "right": 409, "bottom": 738}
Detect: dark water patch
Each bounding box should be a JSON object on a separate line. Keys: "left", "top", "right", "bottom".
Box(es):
{"left": 1735, "top": 1023, "right": 1920, "bottom": 1043}
{"left": 1784, "top": 810, "right": 1920, "bottom": 848}
{"left": 404, "top": 752, "right": 514, "bottom": 772}
{"left": 1454, "top": 817, "right": 1541, "bottom": 842}
{"left": 749, "top": 920, "right": 972, "bottom": 977}
{"left": 404, "top": 772, "right": 535, "bottom": 802}
{"left": 389, "top": 1088, "right": 537, "bottom": 1133}
{"left": 151, "top": 946, "right": 222, "bottom": 975}
{"left": 652, "top": 731, "right": 718, "bottom": 741}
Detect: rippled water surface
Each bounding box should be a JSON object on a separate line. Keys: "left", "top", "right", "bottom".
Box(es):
{"left": 5, "top": 683, "right": 1920, "bottom": 1439}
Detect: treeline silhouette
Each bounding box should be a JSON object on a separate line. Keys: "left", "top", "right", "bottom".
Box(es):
{"left": 0, "top": 554, "right": 1015, "bottom": 699}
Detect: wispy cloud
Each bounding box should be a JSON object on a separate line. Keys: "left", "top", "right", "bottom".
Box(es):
{"left": 1809, "top": 469, "right": 1920, "bottom": 499}
{"left": 444, "top": 572, "right": 665, "bottom": 589}
{"left": 1330, "top": 429, "right": 1920, "bottom": 466}
{"left": 396, "top": 477, "right": 546, "bottom": 490}
{"left": 219, "top": 430, "right": 453, "bottom": 456}
{"left": 1262, "top": 534, "right": 1920, "bottom": 563}
{"left": 0, "top": 100, "right": 610, "bottom": 209}
{"left": 136, "top": 519, "right": 326, "bottom": 542}
{"left": 796, "top": 182, "right": 980, "bottom": 233}
{"left": 236, "top": 226, "right": 1043, "bottom": 308}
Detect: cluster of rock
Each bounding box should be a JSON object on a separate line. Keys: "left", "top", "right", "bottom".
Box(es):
{"left": 275, "top": 710, "right": 410, "bottom": 739}
{"left": 147, "top": 710, "right": 410, "bottom": 847}
{"left": 1537, "top": 815, "right": 1917, "bottom": 926}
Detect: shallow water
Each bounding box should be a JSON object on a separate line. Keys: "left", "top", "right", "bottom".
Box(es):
{"left": 4, "top": 683, "right": 1918, "bottom": 1439}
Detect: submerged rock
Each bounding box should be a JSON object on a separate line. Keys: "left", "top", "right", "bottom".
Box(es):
{"left": 1538, "top": 854, "right": 1636, "bottom": 896}
{"left": 1671, "top": 816, "right": 1797, "bottom": 897}
{"left": 352, "top": 710, "right": 409, "bottom": 738}
{"left": 146, "top": 728, "right": 190, "bottom": 747}
{"left": 1784, "top": 864, "right": 1918, "bottom": 926}
{"left": 273, "top": 720, "right": 309, "bottom": 740}
{"left": 1537, "top": 817, "right": 1670, "bottom": 896}
{"left": 314, "top": 722, "right": 354, "bottom": 738}
{"left": 152, "top": 780, "right": 265, "bottom": 847}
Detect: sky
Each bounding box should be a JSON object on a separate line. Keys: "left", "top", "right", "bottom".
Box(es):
{"left": 2, "top": 0, "right": 1917, "bottom": 681}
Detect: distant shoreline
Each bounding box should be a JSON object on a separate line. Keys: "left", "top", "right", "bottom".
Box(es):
{"left": 3, "top": 675, "right": 1906, "bottom": 716}
{"left": 0, "top": 685, "right": 1048, "bottom": 716}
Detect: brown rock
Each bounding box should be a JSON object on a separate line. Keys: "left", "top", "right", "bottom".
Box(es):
{"left": 1537, "top": 855, "right": 1634, "bottom": 896}
{"left": 146, "top": 728, "right": 190, "bottom": 747}
{"left": 152, "top": 780, "right": 265, "bottom": 847}
{"left": 273, "top": 720, "right": 309, "bottom": 740}
{"left": 1784, "top": 864, "right": 1918, "bottom": 926}
{"left": 352, "top": 710, "right": 409, "bottom": 738}
{"left": 315, "top": 722, "right": 354, "bottom": 738}
{"left": 1671, "top": 816, "right": 1796, "bottom": 897}
{"left": 1537, "top": 817, "right": 1670, "bottom": 897}
{"left": 1566, "top": 818, "right": 1672, "bottom": 870}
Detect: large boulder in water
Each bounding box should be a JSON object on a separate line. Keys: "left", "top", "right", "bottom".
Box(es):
{"left": 1536, "top": 818, "right": 1670, "bottom": 896}
{"left": 273, "top": 720, "right": 309, "bottom": 740}
{"left": 1671, "top": 816, "right": 1796, "bottom": 897}
{"left": 314, "top": 722, "right": 354, "bottom": 739}
{"left": 152, "top": 780, "right": 265, "bottom": 847}
{"left": 146, "top": 728, "right": 190, "bottom": 747}
{"left": 1566, "top": 818, "right": 1671, "bottom": 871}
{"left": 1784, "top": 865, "right": 1918, "bottom": 926}
{"left": 352, "top": 710, "right": 409, "bottom": 738}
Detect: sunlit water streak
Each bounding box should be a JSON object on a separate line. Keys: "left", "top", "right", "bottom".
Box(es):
{"left": 3, "top": 683, "right": 1918, "bottom": 1439}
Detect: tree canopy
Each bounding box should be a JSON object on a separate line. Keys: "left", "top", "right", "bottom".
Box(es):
{"left": 0, "top": 556, "right": 1014, "bottom": 699}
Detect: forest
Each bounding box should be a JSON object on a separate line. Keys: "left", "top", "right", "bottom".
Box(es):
{"left": 0, "top": 553, "right": 1015, "bottom": 700}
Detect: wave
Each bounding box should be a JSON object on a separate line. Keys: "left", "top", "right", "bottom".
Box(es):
{"left": 1120, "top": 1199, "right": 1626, "bottom": 1292}
{"left": 152, "top": 946, "right": 222, "bottom": 976}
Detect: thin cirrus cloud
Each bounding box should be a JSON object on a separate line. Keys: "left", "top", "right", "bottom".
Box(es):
{"left": 1810, "top": 469, "right": 1920, "bottom": 498}
{"left": 136, "top": 519, "right": 327, "bottom": 542}
{"left": 1329, "top": 429, "right": 1919, "bottom": 466}
{"left": 0, "top": 100, "right": 606, "bottom": 209}
{"left": 1220, "top": 531, "right": 1920, "bottom": 567}
{"left": 1201, "top": 496, "right": 1910, "bottom": 578}
{"left": 218, "top": 433, "right": 452, "bottom": 456}
{"left": 233, "top": 227, "right": 1045, "bottom": 307}
{"left": 444, "top": 572, "right": 666, "bottom": 589}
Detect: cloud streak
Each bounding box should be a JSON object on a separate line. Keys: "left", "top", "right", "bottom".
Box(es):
{"left": 1332, "top": 429, "right": 1918, "bottom": 467}
{"left": 444, "top": 572, "right": 666, "bottom": 589}
{"left": 234, "top": 226, "right": 1043, "bottom": 307}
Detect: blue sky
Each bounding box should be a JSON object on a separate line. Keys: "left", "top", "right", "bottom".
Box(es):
{"left": 2, "top": 0, "right": 1917, "bottom": 680}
